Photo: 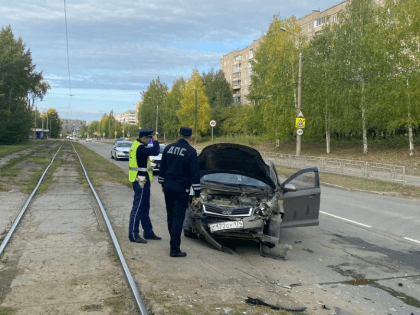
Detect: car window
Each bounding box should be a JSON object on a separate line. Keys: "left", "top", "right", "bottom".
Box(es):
{"left": 117, "top": 142, "right": 132, "bottom": 148}
{"left": 202, "top": 173, "right": 269, "bottom": 188}
{"left": 159, "top": 145, "right": 166, "bottom": 153}
{"left": 286, "top": 171, "right": 316, "bottom": 189}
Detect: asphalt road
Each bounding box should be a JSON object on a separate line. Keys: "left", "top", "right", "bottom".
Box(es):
{"left": 81, "top": 139, "right": 420, "bottom": 314}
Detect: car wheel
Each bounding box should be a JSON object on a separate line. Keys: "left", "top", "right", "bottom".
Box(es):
{"left": 111, "top": 152, "right": 114, "bottom": 159}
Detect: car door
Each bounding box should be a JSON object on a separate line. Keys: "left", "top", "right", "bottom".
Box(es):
{"left": 280, "top": 167, "right": 320, "bottom": 228}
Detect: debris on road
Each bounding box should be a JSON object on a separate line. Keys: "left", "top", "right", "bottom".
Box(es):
{"left": 245, "top": 296, "right": 307, "bottom": 312}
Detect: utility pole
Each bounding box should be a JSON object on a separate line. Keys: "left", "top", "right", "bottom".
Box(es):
{"left": 194, "top": 90, "right": 197, "bottom": 145}
{"left": 34, "top": 106, "right": 37, "bottom": 139}
{"left": 296, "top": 53, "right": 302, "bottom": 156}
{"left": 155, "top": 103, "right": 159, "bottom": 139}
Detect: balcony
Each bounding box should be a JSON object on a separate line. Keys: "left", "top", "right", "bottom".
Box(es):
{"left": 233, "top": 91, "right": 241, "bottom": 97}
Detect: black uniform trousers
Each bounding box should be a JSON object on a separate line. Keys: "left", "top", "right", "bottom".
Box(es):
{"left": 163, "top": 179, "right": 189, "bottom": 254}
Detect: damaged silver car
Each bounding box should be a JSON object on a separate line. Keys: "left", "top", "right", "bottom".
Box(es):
{"left": 183, "top": 143, "right": 321, "bottom": 258}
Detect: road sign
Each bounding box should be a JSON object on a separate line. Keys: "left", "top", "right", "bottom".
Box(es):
{"left": 114, "top": 131, "right": 117, "bottom": 135}
{"left": 209, "top": 120, "right": 216, "bottom": 127}
{"left": 296, "top": 128, "right": 304, "bottom": 136}
{"left": 298, "top": 111, "right": 304, "bottom": 118}
{"left": 295, "top": 118, "right": 306, "bottom": 128}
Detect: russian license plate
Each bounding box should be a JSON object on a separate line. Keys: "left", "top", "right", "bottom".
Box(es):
{"left": 209, "top": 221, "right": 244, "bottom": 233}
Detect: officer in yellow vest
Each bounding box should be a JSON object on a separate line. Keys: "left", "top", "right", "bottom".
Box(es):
{"left": 128, "top": 128, "right": 161, "bottom": 243}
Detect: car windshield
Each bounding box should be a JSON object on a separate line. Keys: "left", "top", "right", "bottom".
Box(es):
{"left": 202, "top": 173, "right": 270, "bottom": 189}
{"left": 117, "top": 142, "right": 132, "bottom": 148}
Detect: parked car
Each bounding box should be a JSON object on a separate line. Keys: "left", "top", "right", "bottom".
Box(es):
{"left": 111, "top": 141, "right": 132, "bottom": 160}
{"left": 114, "top": 138, "right": 127, "bottom": 145}
{"left": 86, "top": 137, "right": 92, "bottom": 142}
{"left": 183, "top": 143, "right": 321, "bottom": 258}
{"left": 150, "top": 144, "right": 166, "bottom": 172}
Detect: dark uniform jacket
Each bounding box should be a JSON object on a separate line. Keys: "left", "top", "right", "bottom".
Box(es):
{"left": 158, "top": 139, "right": 201, "bottom": 197}
{"left": 135, "top": 140, "right": 160, "bottom": 181}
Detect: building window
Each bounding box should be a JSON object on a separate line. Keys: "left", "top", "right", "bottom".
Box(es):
{"left": 308, "top": 23, "right": 312, "bottom": 29}
{"left": 249, "top": 49, "right": 253, "bottom": 59}
{"left": 234, "top": 55, "right": 242, "bottom": 61}
{"left": 333, "top": 16, "right": 337, "bottom": 23}
{"left": 315, "top": 17, "right": 326, "bottom": 27}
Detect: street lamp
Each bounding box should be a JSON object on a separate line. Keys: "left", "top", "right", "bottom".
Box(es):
{"left": 280, "top": 27, "right": 303, "bottom": 156}
{"left": 147, "top": 96, "right": 159, "bottom": 139}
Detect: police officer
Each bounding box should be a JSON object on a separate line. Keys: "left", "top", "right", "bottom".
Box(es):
{"left": 128, "top": 128, "right": 161, "bottom": 243}
{"left": 158, "top": 127, "right": 200, "bottom": 257}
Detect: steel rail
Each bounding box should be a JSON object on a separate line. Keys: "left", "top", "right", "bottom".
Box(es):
{"left": 70, "top": 142, "right": 150, "bottom": 315}
{"left": 0, "top": 142, "right": 64, "bottom": 257}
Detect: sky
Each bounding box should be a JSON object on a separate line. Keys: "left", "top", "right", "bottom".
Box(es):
{"left": 1, "top": 0, "right": 342, "bottom": 122}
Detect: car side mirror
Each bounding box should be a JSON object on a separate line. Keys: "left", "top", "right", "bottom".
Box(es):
{"left": 283, "top": 183, "right": 297, "bottom": 192}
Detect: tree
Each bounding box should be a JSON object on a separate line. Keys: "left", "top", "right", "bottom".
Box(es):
{"left": 375, "top": 0, "right": 420, "bottom": 155}
{"left": 202, "top": 69, "right": 232, "bottom": 108}
{"left": 161, "top": 78, "right": 185, "bottom": 139}
{"left": 177, "top": 69, "right": 211, "bottom": 140}
{"left": 44, "top": 109, "right": 62, "bottom": 138}
{"left": 0, "top": 26, "right": 50, "bottom": 144}
{"left": 247, "top": 15, "right": 303, "bottom": 140}
{"left": 331, "top": 0, "right": 380, "bottom": 154}
{"left": 139, "top": 77, "right": 168, "bottom": 133}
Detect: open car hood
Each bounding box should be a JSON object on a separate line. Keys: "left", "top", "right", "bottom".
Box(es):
{"left": 198, "top": 143, "right": 276, "bottom": 189}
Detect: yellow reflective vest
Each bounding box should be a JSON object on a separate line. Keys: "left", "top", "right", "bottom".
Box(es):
{"left": 128, "top": 140, "right": 153, "bottom": 183}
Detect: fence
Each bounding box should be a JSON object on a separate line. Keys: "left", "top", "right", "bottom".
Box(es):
{"left": 260, "top": 152, "right": 406, "bottom": 185}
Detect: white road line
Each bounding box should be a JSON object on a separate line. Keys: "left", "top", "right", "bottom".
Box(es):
{"left": 320, "top": 211, "right": 372, "bottom": 228}
{"left": 403, "top": 237, "right": 420, "bottom": 244}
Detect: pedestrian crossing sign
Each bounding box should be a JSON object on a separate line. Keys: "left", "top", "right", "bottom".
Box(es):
{"left": 295, "top": 118, "right": 305, "bottom": 128}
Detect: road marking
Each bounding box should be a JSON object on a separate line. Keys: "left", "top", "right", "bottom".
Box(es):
{"left": 403, "top": 237, "right": 420, "bottom": 244}
{"left": 320, "top": 211, "right": 372, "bottom": 228}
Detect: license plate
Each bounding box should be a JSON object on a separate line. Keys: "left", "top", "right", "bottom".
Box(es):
{"left": 209, "top": 221, "right": 244, "bottom": 233}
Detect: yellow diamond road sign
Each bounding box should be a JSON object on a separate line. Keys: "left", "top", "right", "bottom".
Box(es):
{"left": 295, "top": 118, "right": 305, "bottom": 128}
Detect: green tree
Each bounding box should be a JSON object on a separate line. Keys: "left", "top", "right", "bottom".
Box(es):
{"left": 139, "top": 77, "right": 168, "bottom": 134}
{"left": 247, "top": 15, "right": 303, "bottom": 140}
{"left": 46, "top": 109, "right": 62, "bottom": 138}
{"left": 331, "top": 0, "right": 380, "bottom": 154}
{"left": 375, "top": 0, "right": 420, "bottom": 155}
{"left": 0, "top": 26, "right": 50, "bottom": 144}
{"left": 161, "top": 78, "right": 185, "bottom": 139}
{"left": 202, "top": 69, "right": 232, "bottom": 108}
{"left": 178, "top": 69, "right": 211, "bottom": 140}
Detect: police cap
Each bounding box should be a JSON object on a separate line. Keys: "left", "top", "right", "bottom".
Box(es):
{"left": 179, "top": 126, "right": 192, "bottom": 137}
{"left": 137, "top": 128, "right": 154, "bottom": 138}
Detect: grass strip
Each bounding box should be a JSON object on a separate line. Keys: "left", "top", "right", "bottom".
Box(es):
{"left": 276, "top": 166, "right": 420, "bottom": 199}
{"left": 0, "top": 141, "right": 40, "bottom": 159}
{"left": 73, "top": 142, "right": 131, "bottom": 188}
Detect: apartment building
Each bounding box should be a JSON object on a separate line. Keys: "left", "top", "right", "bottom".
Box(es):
{"left": 220, "top": 0, "right": 384, "bottom": 105}
{"left": 61, "top": 119, "right": 86, "bottom": 134}
{"left": 116, "top": 110, "right": 138, "bottom": 125}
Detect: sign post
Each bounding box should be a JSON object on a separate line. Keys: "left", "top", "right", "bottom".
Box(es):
{"left": 209, "top": 120, "right": 216, "bottom": 143}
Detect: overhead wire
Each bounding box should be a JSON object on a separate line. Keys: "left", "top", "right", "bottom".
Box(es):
{"left": 63, "top": 0, "right": 73, "bottom": 117}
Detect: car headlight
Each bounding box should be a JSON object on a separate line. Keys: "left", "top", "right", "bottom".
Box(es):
{"left": 254, "top": 203, "right": 270, "bottom": 217}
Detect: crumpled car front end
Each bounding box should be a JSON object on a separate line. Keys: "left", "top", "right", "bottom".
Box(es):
{"left": 184, "top": 143, "right": 285, "bottom": 256}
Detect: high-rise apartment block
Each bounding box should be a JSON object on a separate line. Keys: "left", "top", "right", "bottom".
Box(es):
{"left": 220, "top": 0, "right": 384, "bottom": 105}
{"left": 116, "top": 110, "right": 138, "bottom": 125}
{"left": 61, "top": 119, "right": 86, "bottom": 134}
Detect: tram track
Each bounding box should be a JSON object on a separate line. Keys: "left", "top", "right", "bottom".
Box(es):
{"left": 0, "top": 140, "right": 149, "bottom": 315}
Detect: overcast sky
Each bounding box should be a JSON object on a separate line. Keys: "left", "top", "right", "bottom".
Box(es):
{"left": 1, "top": 0, "right": 341, "bottom": 122}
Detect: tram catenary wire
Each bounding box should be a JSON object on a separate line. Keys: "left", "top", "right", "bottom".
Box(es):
{"left": 0, "top": 140, "right": 150, "bottom": 315}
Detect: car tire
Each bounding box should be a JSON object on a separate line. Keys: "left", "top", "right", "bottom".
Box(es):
{"left": 111, "top": 152, "right": 114, "bottom": 159}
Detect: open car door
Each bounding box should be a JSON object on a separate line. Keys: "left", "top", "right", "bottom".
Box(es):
{"left": 280, "top": 167, "right": 320, "bottom": 228}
